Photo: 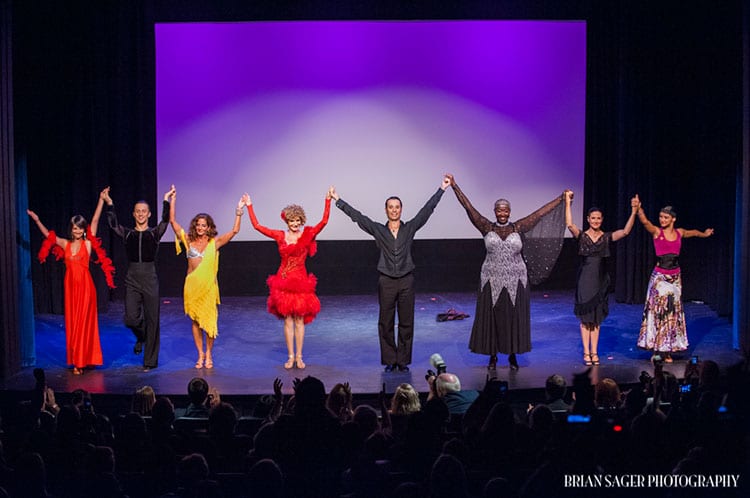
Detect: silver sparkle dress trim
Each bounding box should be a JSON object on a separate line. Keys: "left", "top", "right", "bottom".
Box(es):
{"left": 480, "top": 231, "right": 527, "bottom": 306}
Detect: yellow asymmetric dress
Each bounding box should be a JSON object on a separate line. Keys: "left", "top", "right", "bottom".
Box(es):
{"left": 176, "top": 230, "right": 220, "bottom": 338}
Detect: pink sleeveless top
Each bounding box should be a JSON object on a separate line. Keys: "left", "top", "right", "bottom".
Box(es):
{"left": 653, "top": 228, "right": 681, "bottom": 275}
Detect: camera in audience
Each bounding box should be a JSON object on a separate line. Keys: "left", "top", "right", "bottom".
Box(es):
{"left": 425, "top": 353, "right": 447, "bottom": 380}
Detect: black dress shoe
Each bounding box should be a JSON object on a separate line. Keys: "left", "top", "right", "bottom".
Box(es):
{"left": 487, "top": 354, "right": 498, "bottom": 370}
{"left": 397, "top": 364, "right": 410, "bottom": 372}
{"left": 384, "top": 364, "right": 396, "bottom": 372}
{"left": 508, "top": 353, "right": 519, "bottom": 371}
{"left": 134, "top": 342, "right": 143, "bottom": 354}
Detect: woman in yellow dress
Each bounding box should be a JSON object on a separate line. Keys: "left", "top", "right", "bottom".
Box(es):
{"left": 168, "top": 185, "right": 248, "bottom": 369}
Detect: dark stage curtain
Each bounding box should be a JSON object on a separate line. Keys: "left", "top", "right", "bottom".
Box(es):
{"left": 586, "top": 1, "right": 741, "bottom": 315}
{"left": 1, "top": 0, "right": 23, "bottom": 378}
{"left": 13, "top": 0, "right": 156, "bottom": 312}
{"left": 6, "top": 0, "right": 747, "bottom": 377}
{"left": 735, "top": 1, "right": 750, "bottom": 356}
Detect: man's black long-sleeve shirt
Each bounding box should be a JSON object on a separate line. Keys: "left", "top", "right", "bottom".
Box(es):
{"left": 106, "top": 201, "right": 170, "bottom": 263}
{"left": 335, "top": 189, "right": 444, "bottom": 278}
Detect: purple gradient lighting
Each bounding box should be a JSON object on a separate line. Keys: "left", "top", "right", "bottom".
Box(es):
{"left": 156, "top": 20, "right": 586, "bottom": 240}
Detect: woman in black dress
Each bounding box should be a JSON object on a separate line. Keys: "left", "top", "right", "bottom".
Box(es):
{"left": 564, "top": 192, "right": 640, "bottom": 365}
{"left": 449, "top": 174, "right": 570, "bottom": 370}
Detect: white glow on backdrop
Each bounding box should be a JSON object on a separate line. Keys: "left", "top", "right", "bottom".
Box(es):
{"left": 157, "top": 22, "right": 585, "bottom": 241}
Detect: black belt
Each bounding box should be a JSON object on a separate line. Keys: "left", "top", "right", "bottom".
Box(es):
{"left": 656, "top": 254, "right": 680, "bottom": 270}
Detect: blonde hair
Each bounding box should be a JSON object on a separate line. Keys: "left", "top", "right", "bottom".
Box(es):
{"left": 281, "top": 204, "right": 306, "bottom": 225}
{"left": 390, "top": 383, "right": 421, "bottom": 415}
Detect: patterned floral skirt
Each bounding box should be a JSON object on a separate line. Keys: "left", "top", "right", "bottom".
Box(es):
{"left": 637, "top": 270, "right": 688, "bottom": 352}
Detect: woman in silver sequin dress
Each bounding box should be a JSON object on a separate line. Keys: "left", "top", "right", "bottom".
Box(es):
{"left": 448, "top": 174, "right": 569, "bottom": 370}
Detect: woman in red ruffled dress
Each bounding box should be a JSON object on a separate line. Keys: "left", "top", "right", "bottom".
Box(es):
{"left": 27, "top": 189, "right": 115, "bottom": 374}
{"left": 244, "top": 187, "right": 332, "bottom": 369}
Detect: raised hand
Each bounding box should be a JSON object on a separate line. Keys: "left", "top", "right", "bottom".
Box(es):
{"left": 167, "top": 184, "right": 177, "bottom": 202}
{"left": 704, "top": 228, "right": 715, "bottom": 237}
{"left": 564, "top": 190, "right": 574, "bottom": 202}
{"left": 441, "top": 175, "right": 451, "bottom": 190}
{"left": 164, "top": 184, "right": 176, "bottom": 202}
{"left": 100, "top": 186, "right": 112, "bottom": 205}
{"left": 329, "top": 186, "right": 339, "bottom": 201}
{"left": 445, "top": 173, "right": 456, "bottom": 187}
{"left": 27, "top": 209, "right": 39, "bottom": 222}
{"left": 238, "top": 194, "right": 249, "bottom": 210}
{"left": 273, "top": 377, "right": 283, "bottom": 402}
{"left": 631, "top": 194, "right": 641, "bottom": 210}
{"left": 326, "top": 185, "right": 334, "bottom": 200}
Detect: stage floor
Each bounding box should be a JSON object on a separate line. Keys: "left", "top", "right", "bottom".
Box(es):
{"left": 2, "top": 291, "right": 742, "bottom": 398}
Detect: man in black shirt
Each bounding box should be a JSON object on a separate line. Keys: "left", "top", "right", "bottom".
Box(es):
{"left": 331, "top": 175, "right": 450, "bottom": 372}
{"left": 102, "top": 186, "right": 174, "bottom": 371}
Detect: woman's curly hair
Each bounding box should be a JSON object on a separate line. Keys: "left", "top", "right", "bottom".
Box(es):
{"left": 281, "top": 204, "right": 306, "bottom": 225}
{"left": 188, "top": 213, "right": 218, "bottom": 241}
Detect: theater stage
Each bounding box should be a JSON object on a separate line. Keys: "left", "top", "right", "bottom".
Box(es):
{"left": 1, "top": 291, "right": 742, "bottom": 403}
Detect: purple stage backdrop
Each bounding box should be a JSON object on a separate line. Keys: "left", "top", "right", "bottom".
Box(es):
{"left": 156, "top": 21, "right": 586, "bottom": 241}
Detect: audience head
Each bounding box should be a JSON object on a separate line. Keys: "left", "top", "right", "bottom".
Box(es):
{"left": 545, "top": 374, "right": 567, "bottom": 401}
{"left": 435, "top": 373, "right": 462, "bottom": 397}
{"left": 15, "top": 452, "right": 48, "bottom": 495}
{"left": 178, "top": 453, "right": 209, "bottom": 487}
{"left": 699, "top": 360, "right": 721, "bottom": 389}
{"left": 594, "top": 378, "right": 621, "bottom": 410}
{"left": 247, "top": 458, "right": 284, "bottom": 498}
{"left": 529, "top": 404, "right": 554, "bottom": 432}
{"left": 208, "top": 402, "right": 238, "bottom": 438}
{"left": 326, "top": 382, "right": 354, "bottom": 421}
{"left": 71, "top": 388, "right": 93, "bottom": 412}
{"left": 151, "top": 396, "right": 175, "bottom": 427}
{"left": 293, "top": 376, "right": 327, "bottom": 415}
{"left": 92, "top": 445, "right": 116, "bottom": 474}
{"left": 187, "top": 377, "right": 209, "bottom": 405}
{"left": 119, "top": 412, "right": 148, "bottom": 441}
{"left": 430, "top": 454, "right": 469, "bottom": 498}
{"left": 352, "top": 405, "right": 380, "bottom": 438}
{"left": 391, "top": 383, "right": 421, "bottom": 415}
{"left": 131, "top": 385, "right": 156, "bottom": 416}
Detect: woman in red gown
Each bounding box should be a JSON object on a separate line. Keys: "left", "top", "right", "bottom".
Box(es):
{"left": 244, "top": 187, "right": 332, "bottom": 369}
{"left": 28, "top": 190, "right": 113, "bottom": 374}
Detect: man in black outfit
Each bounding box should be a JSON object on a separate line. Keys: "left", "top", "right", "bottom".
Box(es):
{"left": 331, "top": 175, "right": 450, "bottom": 372}
{"left": 102, "top": 186, "right": 173, "bottom": 371}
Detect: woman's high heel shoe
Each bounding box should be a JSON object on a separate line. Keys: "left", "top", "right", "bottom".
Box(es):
{"left": 583, "top": 353, "right": 593, "bottom": 366}
{"left": 591, "top": 353, "right": 600, "bottom": 365}
{"left": 204, "top": 352, "right": 214, "bottom": 369}
{"left": 284, "top": 355, "right": 295, "bottom": 369}
{"left": 295, "top": 354, "right": 306, "bottom": 369}
{"left": 195, "top": 353, "right": 205, "bottom": 369}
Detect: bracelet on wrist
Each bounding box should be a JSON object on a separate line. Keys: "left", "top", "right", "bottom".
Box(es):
{"left": 235, "top": 209, "right": 243, "bottom": 216}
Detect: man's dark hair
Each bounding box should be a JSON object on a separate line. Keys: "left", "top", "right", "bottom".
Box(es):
{"left": 187, "top": 377, "right": 209, "bottom": 405}
{"left": 384, "top": 196, "right": 402, "bottom": 209}
{"left": 545, "top": 374, "right": 567, "bottom": 401}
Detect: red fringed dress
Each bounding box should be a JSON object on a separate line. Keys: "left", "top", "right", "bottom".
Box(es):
{"left": 63, "top": 241, "right": 104, "bottom": 368}
{"left": 248, "top": 199, "right": 331, "bottom": 324}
